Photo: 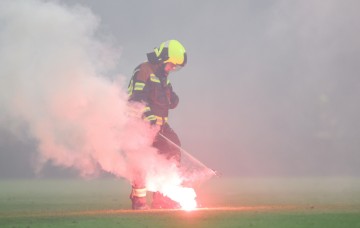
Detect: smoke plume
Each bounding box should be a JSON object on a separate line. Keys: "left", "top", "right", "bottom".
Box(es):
{"left": 0, "top": 0, "right": 182, "bottom": 188}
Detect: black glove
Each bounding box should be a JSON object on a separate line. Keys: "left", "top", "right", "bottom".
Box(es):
{"left": 169, "top": 92, "right": 179, "bottom": 109}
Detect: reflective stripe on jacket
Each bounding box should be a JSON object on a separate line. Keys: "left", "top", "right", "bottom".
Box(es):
{"left": 128, "top": 62, "right": 179, "bottom": 125}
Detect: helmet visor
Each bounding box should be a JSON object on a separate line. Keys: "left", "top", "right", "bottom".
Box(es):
{"left": 172, "top": 52, "right": 187, "bottom": 71}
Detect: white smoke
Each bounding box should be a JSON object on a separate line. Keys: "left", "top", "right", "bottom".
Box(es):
{"left": 0, "top": 1, "right": 210, "bottom": 209}
{"left": 0, "top": 0, "right": 181, "bottom": 186}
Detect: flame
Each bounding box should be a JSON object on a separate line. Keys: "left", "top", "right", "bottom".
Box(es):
{"left": 162, "top": 186, "right": 197, "bottom": 211}
{"left": 145, "top": 158, "right": 199, "bottom": 211}
{"left": 178, "top": 187, "right": 197, "bottom": 211}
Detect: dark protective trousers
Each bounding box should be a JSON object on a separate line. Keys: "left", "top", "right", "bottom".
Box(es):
{"left": 131, "top": 123, "right": 181, "bottom": 190}
{"left": 151, "top": 123, "right": 181, "bottom": 208}
{"left": 152, "top": 123, "right": 181, "bottom": 162}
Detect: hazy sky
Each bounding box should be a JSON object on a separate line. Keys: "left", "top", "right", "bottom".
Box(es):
{"left": 0, "top": 0, "right": 359, "bottom": 178}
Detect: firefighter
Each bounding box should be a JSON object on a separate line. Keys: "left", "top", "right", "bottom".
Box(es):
{"left": 127, "top": 40, "right": 187, "bottom": 210}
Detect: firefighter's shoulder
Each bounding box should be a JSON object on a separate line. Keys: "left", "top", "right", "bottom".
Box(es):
{"left": 133, "top": 62, "right": 154, "bottom": 82}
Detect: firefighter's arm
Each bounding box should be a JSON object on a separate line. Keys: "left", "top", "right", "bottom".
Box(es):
{"left": 129, "top": 66, "right": 157, "bottom": 124}
{"left": 169, "top": 84, "right": 179, "bottom": 109}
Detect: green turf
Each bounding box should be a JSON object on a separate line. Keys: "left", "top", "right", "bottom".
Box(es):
{"left": 2, "top": 211, "right": 360, "bottom": 228}
{"left": 1, "top": 178, "right": 360, "bottom": 227}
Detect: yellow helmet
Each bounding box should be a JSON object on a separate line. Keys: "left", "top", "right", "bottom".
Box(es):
{"left": 147, "top": 40, "right": 187, "bottom": 69}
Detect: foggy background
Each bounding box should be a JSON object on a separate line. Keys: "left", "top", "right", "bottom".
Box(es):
{"left": 0, "top": 0, "right": 359, "bottom": 178}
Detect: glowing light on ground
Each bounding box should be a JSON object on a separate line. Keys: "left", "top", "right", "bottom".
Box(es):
{"left": 164, "top": 186, "right": 197, "bottom": 211}
{"left": 178, "top": 187, "right": 197, "bottom": 211}
{"left": 145, "top": 160, "right": 199, "bottom": 211}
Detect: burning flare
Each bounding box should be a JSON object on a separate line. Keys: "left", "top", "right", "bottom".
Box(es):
{"left": 163, "top": 186, "right": 197, "bottom": 211}
{"left": 146, "top": 166, "right": 198, "bottom": 211}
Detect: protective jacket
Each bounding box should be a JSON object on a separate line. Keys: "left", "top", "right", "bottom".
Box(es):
{"left": 128, "top": 62, "right": 179, "bottom": 125}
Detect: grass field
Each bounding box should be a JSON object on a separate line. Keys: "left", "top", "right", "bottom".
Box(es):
{"left": 1, "top": 177, "right": 360, "bottom": 227}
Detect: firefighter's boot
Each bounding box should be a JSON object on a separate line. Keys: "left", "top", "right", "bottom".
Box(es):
{"left": 130, "top": 187, "right": 149, "bottom": 210}
{"left": 151, "top": 192, "right": 180, "bottom": 209}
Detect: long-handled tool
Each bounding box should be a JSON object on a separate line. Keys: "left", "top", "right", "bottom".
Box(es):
{"left": 158, "top": 132, "right": 220, "bottom": 177}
